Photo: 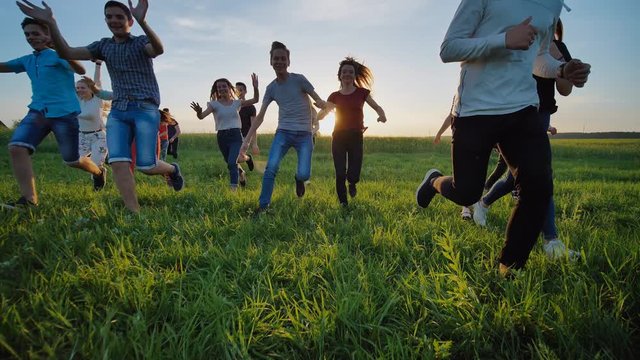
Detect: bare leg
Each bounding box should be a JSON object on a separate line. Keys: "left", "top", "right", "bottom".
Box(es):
{"left": 68, "top": 156, "right": 102, "bottom": 175}
{"left": 139, "top": 160, "right": 176, "bottom": 176}
{"left": 112, "top": 162, "right": 139, "bottom": 212}
{"left": 9, "top": 146, "right": 37, "bottom": 204}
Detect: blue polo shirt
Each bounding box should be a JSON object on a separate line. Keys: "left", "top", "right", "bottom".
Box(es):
{"left": 6, "top": 48, "right": 80, "bottom": 117}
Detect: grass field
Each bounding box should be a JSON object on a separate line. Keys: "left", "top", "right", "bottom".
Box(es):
{"left": 1, "top": 131, "right": 639, "bottom": 359}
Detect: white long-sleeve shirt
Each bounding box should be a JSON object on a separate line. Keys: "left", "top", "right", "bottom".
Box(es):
{"left": 441, "top": 0, "right": 565, "bottom": 117}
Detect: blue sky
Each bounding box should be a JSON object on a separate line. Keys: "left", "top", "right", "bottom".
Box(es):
{"left": 1, "top": 0, "right": 638, "bottom": 136}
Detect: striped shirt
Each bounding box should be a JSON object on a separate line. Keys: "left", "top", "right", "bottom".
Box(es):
{"left": 87, "top": 35, "right": 160, "bottom": 110}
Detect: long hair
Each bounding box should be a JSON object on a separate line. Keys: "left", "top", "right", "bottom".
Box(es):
{"left": 210, "top": 78, "right": 236, "bottom": 101}
{"left": 338, "top": 57, "right": 374, "bottom": 90}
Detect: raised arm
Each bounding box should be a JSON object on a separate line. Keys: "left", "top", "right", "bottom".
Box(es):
{"left": 66, "top": 60, "right": 85, "bottom": 75}
{"left": 129, "top": 0, "right": 164, "bottom": 57}
{"left": 190, "top": 101, "right": 213, "bottom": 120}
{"left": 17, "top": 1, "right": 93, "bottom": 60}
{"left": 93, "top": 60, "right": 103, "bottom": 87}
{"left": 365, "top": 94, "right": 386, "bottom": 123}
{"left": 240, "top": 73, "right": 259, "bottom": 107}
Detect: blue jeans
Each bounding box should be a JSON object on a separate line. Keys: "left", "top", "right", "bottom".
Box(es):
{"left": 481, "top": 111, "right": 558, "bottom": 240}
{"left": 106, "top": 101, "right": 160, "bottom": 170}
{"left": 9, "top": 109, "right": 80, "bottom": 163}
{"left": 216, "top": 128, "right": 243, "bottom": 186}
{"left": 259, "top": 129, "right": 313, "bottom": 208}
{"left": 160, "top": 139, "right": 169, "bottom": 161}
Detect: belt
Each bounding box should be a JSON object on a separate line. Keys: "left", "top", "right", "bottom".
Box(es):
{"left": 80, "top": 129, "right": 103, "bottom": 134}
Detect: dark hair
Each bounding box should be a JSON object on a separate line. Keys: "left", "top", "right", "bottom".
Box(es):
{"left": 104, "top": 1, "right": 132, "bottom": 21}
{"left": 270, "top": 41, "right": 290, "bottom": 59}
{"left": 20, "top": 17, "right": 49, "bottom": 34}
{"left": 210, "top": 78, "right": 236, "bottom": 101}
{"left": 235, "top": 82, "right": 247, "bottom": 90}
{"left": 555, "top": 18, "right": 564, "bottom": 41}
{"left": 162, "top": 108, "right": 170, "bottom": 112}
{"left": 338, "top": 57, "right": 374, "bottom": 90}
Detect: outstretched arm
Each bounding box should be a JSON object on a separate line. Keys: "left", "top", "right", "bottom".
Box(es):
{"left": 190, "top": 101, "right": 213, "bottom": 120}
{"left": 365, "top": 95, "right": 386, "bottom": 123}
{"left": 316, "top": 101, "right": 336, "bottom": 121}
{"left": 238, "top": 103, "right": 268, "bottom": 160}
{"left": 240, "top": 73, "right": 259, "bottom": 107}
{"left": 129, "top": 0, "right": 164, "bottom": 57}
{"left": 0, "top": 63, "right": 15, "bottom": 73}
{"left": 17, "top": 1, "right": 93, "bottom": 60}
{"left": 66, "top": 60, "right": 85, "bottom": 75}
{"left": 308, "top": 90, "right": 326, "bottom": 110}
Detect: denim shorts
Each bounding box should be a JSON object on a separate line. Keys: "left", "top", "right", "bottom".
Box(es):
{"left": 9, "top": 109, "right": 80, "bottom": 163}
{"left": 106, "top": 101, "right": 160, "bottom": 170}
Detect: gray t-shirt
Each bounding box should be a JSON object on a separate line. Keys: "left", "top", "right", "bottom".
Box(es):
{"left": 208, "top": 99, "right": 242, "bottom": 131}
{"left": 263, "top": 73, "right": 314, "bottom": 132}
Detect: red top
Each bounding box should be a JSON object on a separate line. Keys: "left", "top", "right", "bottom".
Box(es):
{"left": 328, "top": 87, "right": 370, "bottom": 131}
{"left": 159, "top": 123, "right": 169, "bottom": 140}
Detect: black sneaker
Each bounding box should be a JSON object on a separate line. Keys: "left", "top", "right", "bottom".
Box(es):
{"left": 1, "top": 196, "right": 38, "bottom": 210}
{"left": 246, "top": 154, "right": 255, "bottom": 171}
{"left": 252, "top": 206, "right": 270, "bottom": 218}
{"left": 239, "top": 168, "right": 247, "bottom": 188}
{"left": 416, "top": 169, "right": 442, "bottom": 208}
{"left": 348, "top": 182, "right": 357, "bottom": 198}
{"left": 168, "top": 163, "right": 184, "bottom": 191}
{"left": 295, "top": 178, "right": 305, "bottom": 197}
{"left": 93, "top": 167, "right": 107, "bottom": 191}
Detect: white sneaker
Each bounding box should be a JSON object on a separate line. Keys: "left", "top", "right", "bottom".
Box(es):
{"left": 461, "top": 206, "right": 472, "bottom": 220}
{"left": 472, "top": 202, "right": 488, "bottom": 227}
{"left": 543, "top": 239, "right": 580, "bottom": 261}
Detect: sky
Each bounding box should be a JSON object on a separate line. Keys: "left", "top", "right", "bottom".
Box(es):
{"left": 0, "top": 0, "right": 638, "bottom": 136}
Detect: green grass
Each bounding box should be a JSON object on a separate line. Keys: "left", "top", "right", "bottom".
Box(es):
{"left": 1, "top": 130, "right": 639, "bottom": 359}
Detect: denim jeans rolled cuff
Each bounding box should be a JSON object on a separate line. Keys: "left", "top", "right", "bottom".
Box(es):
{"left": 258, "top": 129, "right": 313, "bottom": 208}
{"left": 217, "top": 128, "right": 243, "bottom": 186}
{"left": 9, "top": 109, "right": 80, "bottom": 163}
{"left": 106, "top": 101, "right": 160, "bottom": 170}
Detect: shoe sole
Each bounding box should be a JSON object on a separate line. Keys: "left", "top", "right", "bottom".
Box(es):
{"left": 171, "top": 163, "right": 185, "bottom": 191}
{"left": 416, "top": 169, "right": 441, "bottom": 208}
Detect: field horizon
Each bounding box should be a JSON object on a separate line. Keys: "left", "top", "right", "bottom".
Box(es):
{"left": 1, "top": 132, "right": 639, "bottom": 358}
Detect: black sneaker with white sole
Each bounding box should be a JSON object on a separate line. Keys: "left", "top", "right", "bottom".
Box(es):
{"left": 93, "top": 167, "right": 107, "bottom": 191}
{"left": 416, "top": 169, "right": 442, "bottom": 208}
{"left": 168, "top": 163, "right": 184, "bottom": 191}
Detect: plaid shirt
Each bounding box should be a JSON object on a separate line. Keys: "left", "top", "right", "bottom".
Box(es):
{"left": 87, "top": 34, "right": 160, "bottom": 110}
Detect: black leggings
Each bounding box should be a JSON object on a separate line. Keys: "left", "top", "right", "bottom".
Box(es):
{"left": 432, "top": 106, "right": 553, "bottom": 269}
{"left": 332, "top": 130, "right": 364, "bottom": 203}
{"left": 485, "top": 151, "right": 508, "bottom": 190}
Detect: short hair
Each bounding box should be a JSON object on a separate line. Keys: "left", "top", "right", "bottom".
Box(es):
{"left": 104, "top": 1, "right": 132, "bottom": 21}
{"left": 235, "top": 82, "right": 247, "bottom": 90}
{"left": 270, "top": 41, "right": 290, "bottom": 58}
{"left": 20, "top": 17, "right": 49, "bottom": 34}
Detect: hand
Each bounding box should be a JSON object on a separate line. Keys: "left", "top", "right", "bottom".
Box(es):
{"left": 377, "top": 115, "right": 387, "bottom": 123}
{"left": 236, "top": 143, "right": 249, "bottom": 163}
{"left": 251, "top": 73, "right": 258, "bottom": 88}
{"left": 505, "top": 17, "right": 537, "bottom": 50}
{"left": 433, "top": 135, "right": 441, "bottom": 144}
{"left": 251, "top": 144, "right": 260, "bottom": 155}
{"left": 313, "top": 99, "right": 327, "bottom": 110}
{"left": 16, "top": 1, "right": 55, "bottom": 24}
{"left": 547, "top": 126, "right": 557, "bottom": 135}
{"left": 190, "top": 101, "right": 202, "bottom": 114}
{"left": 128, "top": 0, "right": 148, "bottom": 24}
{"left": 563, "top": 59, "right": 591, "bottom": 88}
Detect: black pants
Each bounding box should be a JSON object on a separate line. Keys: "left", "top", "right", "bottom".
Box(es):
{"left": 485, "top": 151, "right": 508, "bottom": 190}
{"left": 167, "top": 138, "right": 179, "bottom": 158}
{"left": 332, "top": 130, "right": 364, "bottom": 204}
{"left": 432, "top": 106, "right": 553, "bottom": 269}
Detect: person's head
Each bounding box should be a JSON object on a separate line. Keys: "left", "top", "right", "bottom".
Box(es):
{"left": 235, "top": 82, "right": 247, "bottom": 97}
{"left": 555, "top": 18, "right": 564, "bottom": 41}
{"left": 210, "top": 78, "right": 236, "bottom": 101}
{"left": 270, "top": 41, "right": 290, "bottom": 75}
{"left": 159, "top": 108, "right": 176, "bottom": 124}
{"left": 337, "top": 57, "right": 373, "bottom": 90}
{"left": 21, "top": 18, "right": 50, "bottom": 51}
{"left": 75, "top": 78, "right": 94, "bottom": 99}
{"left": 104, "top": 1, "right": 133, "bottom": 38}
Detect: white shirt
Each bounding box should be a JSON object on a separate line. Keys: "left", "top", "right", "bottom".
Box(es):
{"left": 208, "top": 100, "right": 242, "bottom": 131}
{"left": 441, "top": 0, "right": 565, "bottom": 117}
